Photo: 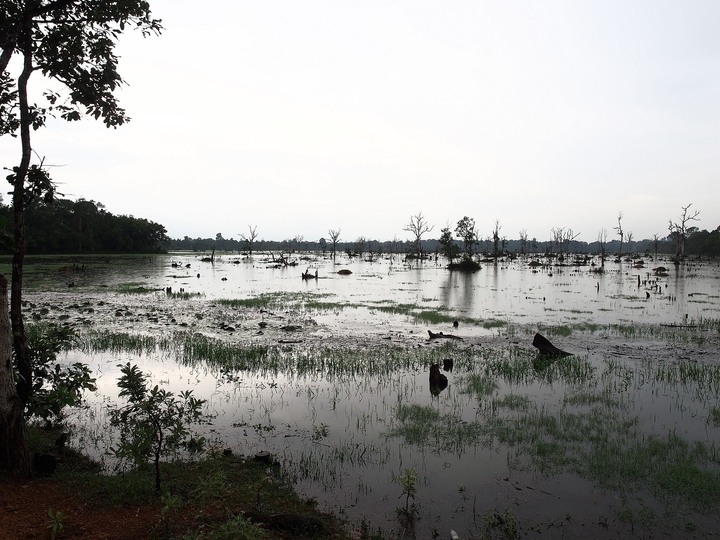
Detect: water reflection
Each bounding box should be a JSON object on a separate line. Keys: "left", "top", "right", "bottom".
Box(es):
{"left": 26, "top": 254, "right": 720, "bottom": 537}
{"left": 40, "top": 253, "right": 720, "bottom": 327}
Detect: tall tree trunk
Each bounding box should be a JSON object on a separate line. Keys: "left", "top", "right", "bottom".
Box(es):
{"left": 11, "top": 23, "right": 33, "bottom": 405}
{"left": 0, "top": 274, "right": 31, "bottom": 476}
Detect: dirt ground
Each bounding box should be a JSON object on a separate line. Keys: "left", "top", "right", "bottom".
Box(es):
{"left": 0, "top": 478, "right": 164, "bottom": 539}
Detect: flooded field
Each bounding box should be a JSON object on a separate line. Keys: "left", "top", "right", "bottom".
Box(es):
{"left": 19, "top": 252, "right": 720, "bottom": 538}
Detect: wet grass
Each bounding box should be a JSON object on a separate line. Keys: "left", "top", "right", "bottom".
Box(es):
{"left": 82, "top": 329, "right": 461, "bottom": 380}
{"left": 218, "top": 292, "right": 509, "bottom": 329}
{"left": 116, "top": 282, "right": 159, "bottom": 294}
{"left": 383, "top": 343, "right": 720, "bottom": 524}
{"left": 387, "top": 404, "right": 489, "bottom": 454}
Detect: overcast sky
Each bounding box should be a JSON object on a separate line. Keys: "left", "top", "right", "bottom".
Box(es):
{"left": 2, "top": 0, "right": 719, "bottom": 243}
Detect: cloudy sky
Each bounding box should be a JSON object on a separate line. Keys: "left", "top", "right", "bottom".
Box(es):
{"left": 2, "top": 0, "right": 719, "bottom": 243}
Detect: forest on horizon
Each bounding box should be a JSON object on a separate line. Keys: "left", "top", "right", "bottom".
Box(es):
{"left": 2, "top": 197, "right": 720, "bottom": 257}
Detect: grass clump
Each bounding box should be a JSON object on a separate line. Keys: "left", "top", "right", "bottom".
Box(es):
{"left": 463, "top": 374, "right": 498, "bottom": 398}
{"left": 116, "top": 282, "right": 157, "bottom": 294}
{"left": 707, "top": 405, "right": 720, "bottom": 428}
{"left": 388, "top": 404, "right": 488, "bottom": 454}
{"left": 66, "top": 453, "right": 348, "bottom": 539}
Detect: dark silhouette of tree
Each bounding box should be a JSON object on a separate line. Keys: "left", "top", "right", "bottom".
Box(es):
{"left": 669, "top": 203, "right": 701, "bottom": 262}
{"left": 561, "top": 228, "right": 580, "bottom": 255}
{"left": 328, "top": 228, "right": 341, "bottom": 259}
{"left": 625, "top": 231, "right": 634, "bottom": 254}
{"left": 614, "top": 212, "right": 625, "bottom": 257}
{"left": 0, "top": 198, "right": 169, "bottom": 253}
{"left": 438, "top": 226, "right": 459, "bottom": 264}
{"left": 0, "top": 274, "right": 30, "bottom": 476}
{"left": 519, "top": 229, "right": 528, "bottom": 255}
{"left": 652, "top": 233, "right": 661, "bottom": 260}
{"left": 0, "top": 0, "right": 161, "bottom": 476}
{"left": 404, "top": 212, "right": 433, "bottom": 259}
{"left": 597, "top": 228, "right": 608, "bottom": 267}
{"left": 492, "top": 220, "right": 501, "bottom": 261}
{"left": 455, "top": 216, "right": 477, "bottom": 261}
{"left": 239, "top": 225, "right": 259, "bottom": 255}
{"left": 354, "top": 236, "right": 366, "bottom": 258}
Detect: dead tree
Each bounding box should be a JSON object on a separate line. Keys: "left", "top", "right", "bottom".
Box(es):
{"left": 597, "top": 228, "right": 608, "bottom": 267}
{"left": 614, "top": 212, "right": 624, "bottom": 257}
{"left": 239, "top": 225, "right": 259, "bottom": 255}
{"left": 668, "top": 203, "right": 701, "bottom": 262}
{"left": 328, "top": 229, "right": 341, "bottom": 259}
{"left": 404, "top": 212, "right": 433, "bottom": 260}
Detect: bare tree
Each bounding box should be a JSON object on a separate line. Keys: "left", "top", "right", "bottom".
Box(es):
{"left": 404, "top": 212, "right": 434, "bottom": 260}
{"left": 597, "top": 228, "right": 608, "bottom": 267}
{"left": 651, "top": 233, "right": 661, "bottom": 260}
{"left": 519, "top": 229, "right": 528, "bottom": 255}
{"left": 354, "top": 236, "right": 367, "bottom": 258}
{"left": 614, "top": 212, "right": 624, "bottom": 257}
{"left": 625, "top": 231, "right": 634, "bottom": 255}
{"left": 292, "top": 235, "right": 304, "bottom": 252}
{"left": 328, "top": 229, "right": 341, "bottom": 259}
{"left": 239, "top": 225, "right": 259, "bottom": 255}
{"left": 668, "top": 203, "right": 701, "bottom": 262}
{"left": 491, "top": 220, "right": 501, "bottom": 262}
{"left": 562, "top": 229, "right": 580, "bottom": 254}
{"left": 551, "top": 227, "right": 565, "bottom": 254}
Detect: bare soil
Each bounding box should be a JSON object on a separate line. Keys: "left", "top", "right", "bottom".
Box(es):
{"left": 0, "top": 478, "right": 164, "bottom": 539}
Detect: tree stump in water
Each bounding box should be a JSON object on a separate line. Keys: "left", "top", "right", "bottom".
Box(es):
{"left": 532, "top": 333, "right": 571, "bottom": 357}
{"left": 429, "top": 363, "right": 448, "bottom": 396}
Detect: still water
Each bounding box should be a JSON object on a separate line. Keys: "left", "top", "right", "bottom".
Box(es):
{"left": 32, "top": 252, "right": 720, "bottom": 538}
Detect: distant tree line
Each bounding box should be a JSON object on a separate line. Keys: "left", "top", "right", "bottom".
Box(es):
{"left": 0, "top": 198, "right": 170, "bottom": 254}
{"left": 170, "top": 226, "right": 720, "bottom": 259}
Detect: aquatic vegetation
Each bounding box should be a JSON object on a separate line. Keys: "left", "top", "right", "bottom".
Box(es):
{"left": 480, "top": 318, "right": 508, "bottom": 329}
{"left": 116, "top": 282, "right": 157, "bottom": 294}
{"left": 25, "top": 254, "right": 720, "bottom": 537}
{"left": 463, "top": 374, "right": 498, "bottom": 398}
{"left": 708, "top": 406, "right": 720, "bottom": 428}
{"left": 387, "top": 404, "right": 489, "bottom": 454}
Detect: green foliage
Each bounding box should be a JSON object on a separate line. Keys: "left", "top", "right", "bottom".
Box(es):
{"left": 186, "top": 514, "right": 267, "bottom": 540}
{"left": 5, "top": 163, "right": 56, "bottom": 206}
{"left": 397, "top": 467, "right": 418, "bottom": 516}
{"left": 109, "top": 363, "right": 208, "bottom": 492}
{"left": 47, "top": 508, "right": 64, "bottom": 540}
{"left": 455, "top": 216, "right": 478, "bottom": 260}
{"left": 438, "top": 226, "right": 460, "bottom": 263}
{"left": 160, "top": 491, "right": 182, "bottom": 536}
{"left": 0, "top": 197, "right": 170, "bottom": 253}
{"left": 1, "top": 1, "right": 162, "bottom": 130}
{"left": 26, "top": 323, "right": 96, "bottom": 424}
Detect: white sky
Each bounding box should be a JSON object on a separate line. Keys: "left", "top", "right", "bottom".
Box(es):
{"left": 2, "top": 0, "right": 719, "bottom": 243}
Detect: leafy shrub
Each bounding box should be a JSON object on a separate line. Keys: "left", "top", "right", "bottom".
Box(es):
{"left": 26, "top": 323, "right": 96, "bottom": 424}
{"left": 109, "top": 363, "right": 208, "bottom": 491}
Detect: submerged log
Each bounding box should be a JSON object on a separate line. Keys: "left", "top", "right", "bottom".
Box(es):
{"left": 532, "top": 333, "right": 571, "bottom": 357}
{"left": 427, "top": 330, "right": 463, "bottom": 340}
